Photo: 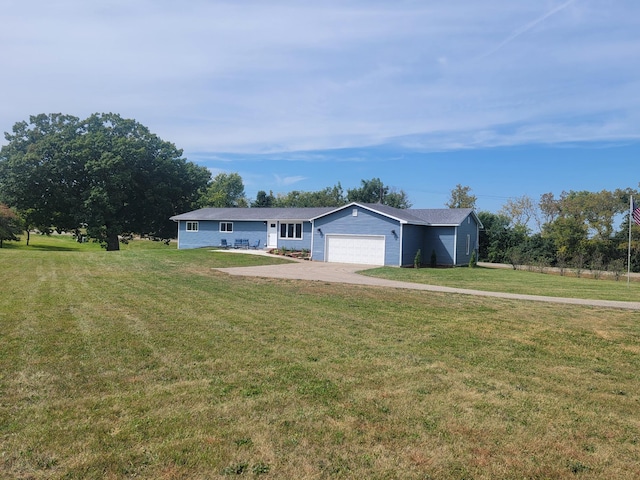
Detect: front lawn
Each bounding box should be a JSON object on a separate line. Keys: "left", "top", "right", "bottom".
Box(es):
{"left": 1, "top": 236, "right": 640, "bottom": 479}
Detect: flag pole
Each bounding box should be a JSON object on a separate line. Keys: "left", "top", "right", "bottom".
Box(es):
{"left": 628, "top": 195, "right": 633, "bottom": 287}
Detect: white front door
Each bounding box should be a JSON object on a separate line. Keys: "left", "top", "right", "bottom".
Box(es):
{"left": 267, "top": 222, "right": 278, "bottom": 248}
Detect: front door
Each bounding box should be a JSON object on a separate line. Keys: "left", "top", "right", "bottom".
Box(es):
{"left": 267, "top": 221, "right": 278, "bottom": 248}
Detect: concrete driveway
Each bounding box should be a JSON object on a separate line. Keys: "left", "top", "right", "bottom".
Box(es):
{"left": 215, "top": 254, "right": 640, "bottom": 311}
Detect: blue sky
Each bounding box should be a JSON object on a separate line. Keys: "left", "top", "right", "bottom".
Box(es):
{"left": 1, "top": 0, "right": 639, "bottom": 213}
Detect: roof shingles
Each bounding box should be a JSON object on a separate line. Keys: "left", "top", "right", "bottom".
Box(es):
{"left": 171, "top": 203, "right": 479, "bottom": 227}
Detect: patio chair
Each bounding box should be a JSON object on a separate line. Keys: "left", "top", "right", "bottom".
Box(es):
{"left": 233, "top": 239, "right": 243, "bottom": 249}
{"left": 250, "top": 239, "right": 261, "bottom": 249}
{"left": 220, "top": 239, "right": 229, "bottom": 249}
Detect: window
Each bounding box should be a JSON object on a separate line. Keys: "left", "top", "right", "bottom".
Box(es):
{"left": 466, "top": 234, "right": 470, "bottom": 255}
{"left": 186, "top": 221, "right": 198, "bottom": 232}
{"left": 220, "top": 222, "right": 233, "bottom": 233}
{"left": 280, "top": 222, "right": 302, "bottom": 239}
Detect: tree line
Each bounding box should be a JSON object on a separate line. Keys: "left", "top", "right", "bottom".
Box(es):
{"left": 476, "top": 189, "right": 640, "bottom": 275}
{"left": 202, "top": 173, "right": 411, "bottom": 209}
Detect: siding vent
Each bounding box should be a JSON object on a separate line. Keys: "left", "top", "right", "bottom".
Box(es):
{"left": 352, "top": 208, "right": 358, "bottom": 217}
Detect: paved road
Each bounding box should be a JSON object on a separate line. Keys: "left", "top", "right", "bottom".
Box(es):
{"left": 215, "top": 256, "right": 640, "bottom": 311}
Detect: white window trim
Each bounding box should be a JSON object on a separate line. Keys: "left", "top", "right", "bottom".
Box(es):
{"left": 186, "top": 221, "right": 199, "bottom": 232}
{"left": 279, "top": 222, "right": 303, "bottom": 240}
{"left": 466, "top": 234, "right": 470, "bottom": 255}
{"left": 220, "top": 222, "right": 233, "bottom": 233}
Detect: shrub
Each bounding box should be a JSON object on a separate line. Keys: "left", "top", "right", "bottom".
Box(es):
{"left": 430, "top": 249, "right": 437, "bottom": 268}
{"left": 414, "top": 249, "right": 422, "bottom": 269}
{"left": 469, "top": 250, "right": 477, "bottom": 268}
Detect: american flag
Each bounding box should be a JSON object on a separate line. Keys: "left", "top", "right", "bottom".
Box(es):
{"left": 634, "top": 199, "right": 640, "bottom": 226}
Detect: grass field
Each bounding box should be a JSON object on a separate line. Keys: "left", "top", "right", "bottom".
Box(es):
{"left": 361, "top": 266, "right": 640, "bottom": 302}
{"left": 1, "top": 235, "right": 640, "bottom": 479}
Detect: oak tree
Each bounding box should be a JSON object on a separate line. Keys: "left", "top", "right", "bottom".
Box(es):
{"left": 0, "top": 113, "right": 211, "bottom": 250}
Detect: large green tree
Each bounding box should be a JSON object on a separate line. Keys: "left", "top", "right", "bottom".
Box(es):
{"left": 252, "top": 190, "right": 276, "bottom": 208}
{"left": 0, "top": 113, "right": 211, "bottom": 250}
{"left": 346, "top": 178, "right": 411, "bottom": 208}
{"left": 200, "top": 172, "right": 247, "bottom": 207}
{"left": 477, "top": 211, "right": 528, "bottom": 263}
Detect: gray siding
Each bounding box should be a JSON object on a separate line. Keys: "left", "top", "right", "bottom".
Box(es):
{"left": 313, "top": 206, "right": 401, "bottom": 265}
{"left": 177, "top": 219, "right": 314, "bottom": 250}
{"left": 401, "top": 224, "right": 424, "bottom": 266}
{"left": 455, "top": 215, "right": 479, "bottom": 265}
{"left": 178, "top": 220, "right": 267, "bottom": 249}
{"left": 424, "top": 226, "right": 455, "bottom": 265}
{"left": 177, "top": 220, "right": 219, "bottom": 249}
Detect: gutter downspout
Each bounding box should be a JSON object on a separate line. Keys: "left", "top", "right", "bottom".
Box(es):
{"left": 453, "top": 226, "right": 458, "bottom": 266}
{"left": 310, "top": 219, "right": 314, "bottom": 261}
{"left": 476, "top": 217, "right": 480, "bottom": 259}
{"left": 398, "top": 223, "right": 403, "bottom": 266}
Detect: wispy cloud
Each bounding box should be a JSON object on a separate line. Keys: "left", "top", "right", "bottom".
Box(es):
{"left": 274, "top": 175, "right": 307, "bottom": 187}
{"left": 478, "top": 0, "right": 578, "bottom": 59}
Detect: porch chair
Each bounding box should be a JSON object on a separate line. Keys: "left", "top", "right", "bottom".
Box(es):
{"left": 250, "top": 239, "right": 261, "bottom": 249}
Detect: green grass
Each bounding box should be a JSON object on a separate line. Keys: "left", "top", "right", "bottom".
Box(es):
{"left": 361, "top": 265, "right": 640, "bottom": 302}
{"left": 1, "top": 236, "right": 640, "bottom": 479}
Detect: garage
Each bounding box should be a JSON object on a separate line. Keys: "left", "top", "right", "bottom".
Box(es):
{"left": 325, "top": 234, "right": 385, "bottom": 265}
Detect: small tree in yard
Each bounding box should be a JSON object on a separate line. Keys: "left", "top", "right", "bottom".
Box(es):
{"left": 414, "top": 249, "right": 422, "bottom": 269}
{"left": 608, "top": 258, "right": 625, "bottom": 281}
{"left": 591, "top": 252, "right": 604, "bottom": 280}
{"left": 469, "top": 249, "right": 477, "bottom": 268}
{"left": 0, "top": 203, "right": 23, "bottom": 247}
{"left": 556, "top": 247, "right": 568, "bottom": 276}
{"left": 507, "top": 246, "right": 523, "bottom": 270}
{"left": 572, "top": 252, "right": 586, "bottom": 278}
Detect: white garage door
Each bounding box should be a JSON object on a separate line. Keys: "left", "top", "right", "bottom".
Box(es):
{"left": 325, "top": 235, "right": 385, "bottom": 265}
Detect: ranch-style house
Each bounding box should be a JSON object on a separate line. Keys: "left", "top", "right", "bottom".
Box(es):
{"left": 170, "top": 202, "right": 482, "bottom": 267}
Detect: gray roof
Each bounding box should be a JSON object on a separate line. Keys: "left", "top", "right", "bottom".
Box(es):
{"left": 170, "top": 207, "right": 334, "bottom": 222}
{"left": 314, "top": 203, "right": 479, "bottom": 227}
{"left": 355, "top": 203, "right": 429, "bottom": 224}
{"left": 407, "top": 208, "right": 477, "bottom": 226}
{"left": 171, "top": 203, "right": 482, "bottom": 227}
